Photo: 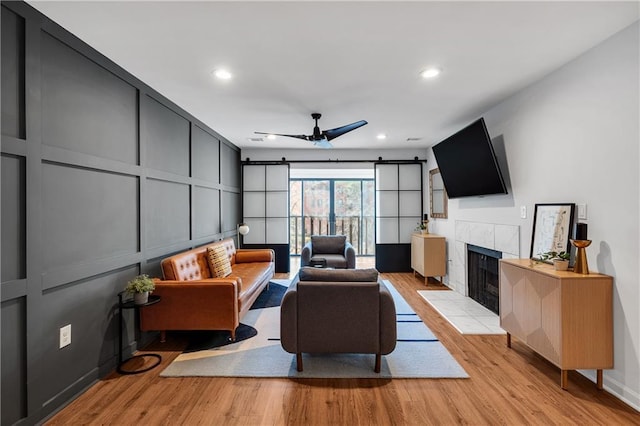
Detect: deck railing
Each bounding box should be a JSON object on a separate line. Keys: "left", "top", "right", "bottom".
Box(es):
{"left": 290, "top": 215, "right": 375, "bottom": 256}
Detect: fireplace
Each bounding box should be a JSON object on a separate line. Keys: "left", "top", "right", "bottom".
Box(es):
{"left": 467, "top": 244, "right": 502, "bottom": 314}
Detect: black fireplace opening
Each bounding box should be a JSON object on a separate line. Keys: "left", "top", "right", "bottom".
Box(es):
{"left": 467, "top": 244, "right": 502, "bottom": 315}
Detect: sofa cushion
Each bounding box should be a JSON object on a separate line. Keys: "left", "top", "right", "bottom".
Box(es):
{"left": 311, "top": 235, "right": 346, "bottom": 254}
{"left": 207, "top": 245, "right": 232, "bottom": 278}
{"left": 299, "top": 267, "right": 378, "bottom": 282}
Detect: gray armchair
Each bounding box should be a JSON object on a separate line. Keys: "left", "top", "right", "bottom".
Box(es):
{"left": 300, "top": 235, "right": 356, "bottom": 269}
{"left": 280, "top": 267, "right": 397, "bottom": 372}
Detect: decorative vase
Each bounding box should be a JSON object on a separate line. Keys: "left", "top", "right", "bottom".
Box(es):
{"left": 553, "top": 260, "right": 569, "bottom": 271}
{"left": 421, "top": 229, "right": 429, "bottom": 235}
{"left": 134, "top": 291, "right": 149, "bottom": 305}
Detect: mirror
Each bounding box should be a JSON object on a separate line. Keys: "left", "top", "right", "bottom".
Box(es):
{"left": 429, "top": 168, "right": 448, "bottom": 219}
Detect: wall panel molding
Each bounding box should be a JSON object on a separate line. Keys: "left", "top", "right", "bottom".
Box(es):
{"left": 0, "top": 2, "right": 242, "bottom": 424}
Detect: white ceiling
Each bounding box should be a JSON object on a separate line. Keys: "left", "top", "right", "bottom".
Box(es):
{"left": 28, "top": 1, "right": 639, "bottom": 150}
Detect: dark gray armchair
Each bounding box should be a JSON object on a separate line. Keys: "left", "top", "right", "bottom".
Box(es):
{"left": 280, "top": 267, "right": 397, "bottom": 372}
{"left": 300, "top": 235, "right": 356, "bottom": 269}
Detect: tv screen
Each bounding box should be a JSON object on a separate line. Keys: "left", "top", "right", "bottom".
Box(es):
{"left": 432, "top": 118, "right": 507, "bottom": 199}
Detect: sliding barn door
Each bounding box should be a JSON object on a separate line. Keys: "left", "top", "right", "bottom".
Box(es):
{"left": 242, "top": 163, "right": 290, "bottom": 272}
{"left": 375, "top": 163, "right": 423, "bottom": 271}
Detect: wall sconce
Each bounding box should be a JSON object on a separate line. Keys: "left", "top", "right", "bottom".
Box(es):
{"left": 237, "top": 223, "right": 250, "bottom": 248}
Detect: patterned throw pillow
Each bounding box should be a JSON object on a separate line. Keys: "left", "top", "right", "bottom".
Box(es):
{"left": 207, "top": 245, "right": 232, "bottom": 278}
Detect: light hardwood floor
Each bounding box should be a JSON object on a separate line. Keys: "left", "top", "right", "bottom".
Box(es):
{"left": 45, "top": 259, "right": 639, "bottom": 425}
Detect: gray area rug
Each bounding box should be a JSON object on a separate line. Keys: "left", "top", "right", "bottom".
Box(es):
{"left": 160, "top": 280, "right": 469, "bottom": 379}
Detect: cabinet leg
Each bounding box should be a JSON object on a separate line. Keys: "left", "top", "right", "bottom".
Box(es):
{"left": 506, "top": 332, "right": 511, "bottom": 348}
{"left": 160, "top": 330, "right": 166, "bottom": 343}
{"left": 561, "top": 370, "right": 568, "bottom": 390}
{"left": 597, "top": 369, "right": 603, "bottom": 390}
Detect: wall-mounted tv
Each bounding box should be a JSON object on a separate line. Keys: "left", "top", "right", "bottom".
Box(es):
{"left": 431, "top": 118, "right": 507, "bottom": 199}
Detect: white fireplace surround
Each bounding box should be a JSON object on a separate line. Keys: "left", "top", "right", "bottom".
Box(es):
{"left": 450, "top": 220, "right": 520, "bottom": 295}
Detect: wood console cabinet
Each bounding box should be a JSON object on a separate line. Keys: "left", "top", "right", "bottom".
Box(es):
{"left": 411, "top": 233, "right": 446, "bottom": 285}
{"left": 499, "top": 259, "right": 613, "bottom": 390}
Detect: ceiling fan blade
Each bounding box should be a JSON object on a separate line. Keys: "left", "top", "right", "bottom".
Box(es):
{"left": 254, "top": 132, "right": 309, "bottom": 141}
{"left": 322, "top": 120, "right": 368, "bottom": 141}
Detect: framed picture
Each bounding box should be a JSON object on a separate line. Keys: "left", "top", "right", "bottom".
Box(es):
{"left": 530, "top": 203, "right": 576, "bottom": 262}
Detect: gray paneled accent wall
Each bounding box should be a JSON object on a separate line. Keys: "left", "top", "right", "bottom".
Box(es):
{"left": 41, "top": 32, "right": 138, "bottom": 164}
{"left": 1, "top": 5, "right": 25, "bottom": 139}
{"left": 0, "top": 2, "right": 241, "bottom": 425}
{"left": 1, "top": 154, "right": 26, "bottom": 282}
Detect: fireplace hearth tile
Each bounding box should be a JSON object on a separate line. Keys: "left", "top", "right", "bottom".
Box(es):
{"left": 417, "top": 290, "right": 506, "bottom": 335}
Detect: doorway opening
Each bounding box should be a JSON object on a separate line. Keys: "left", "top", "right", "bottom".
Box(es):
{"left": 289, "top": 169, "right": 374, "bottom": 257}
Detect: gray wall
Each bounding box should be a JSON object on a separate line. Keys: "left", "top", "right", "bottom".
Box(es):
{"left": 0, "top": 2, "right": 242, "bottom": 424}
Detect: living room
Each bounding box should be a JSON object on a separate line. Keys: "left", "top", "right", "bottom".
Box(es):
{"left": 1, "top": 1, "right": 639, "bottom": 425}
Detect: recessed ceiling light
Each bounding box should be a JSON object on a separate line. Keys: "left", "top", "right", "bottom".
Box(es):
{"left": 266, "top": 134, "right": 277, "bottom": 140}
{"left": 377, "top": 134, "right": 387, "bottom": 140}
{"left": 212, "top": 69, "right": 233, "bottom": 80}
{"left": 420, "top": 67, "right": 441, "bottom": 79}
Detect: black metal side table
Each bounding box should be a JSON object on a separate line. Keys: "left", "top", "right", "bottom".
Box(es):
{"left": 117, "top": 291, "right": 162, "bottom": 375}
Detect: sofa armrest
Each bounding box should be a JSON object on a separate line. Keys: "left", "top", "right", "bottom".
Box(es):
{"left": 344, "top": 242, "right": 356, "bottom": 269}
{"left": 140, "top": 278, "right": 240, "bottom": 331}
{"left": 379, "top": 280, "right": 397, "bottom": 355}
{"left": 300, "top": 242, "right": 313, "bottom": 267}
{"left": 280, "top": 279, "right": 299, "bottom": 353}
{"left": 235, "top": 249, "right": 274, "bottom": 263}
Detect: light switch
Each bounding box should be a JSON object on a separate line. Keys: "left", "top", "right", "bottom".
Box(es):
{"left": 520, "top": 205, "right": 527, "bottom": 219}
{"left": 577, "top": 204, "right": 587, "bottom": 220}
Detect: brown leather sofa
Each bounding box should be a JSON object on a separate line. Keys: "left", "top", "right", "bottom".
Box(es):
{"left": 140, "top": 238, "right": 274, "bottom": 341}
{"left": 280, "top": 267, "right": 397, "bottom": 372}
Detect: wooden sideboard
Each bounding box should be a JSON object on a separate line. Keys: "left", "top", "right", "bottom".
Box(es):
{"left": 411, "top": 233, "right": 446, "bottom": 285}
{"left": 499, "top": 258, "right": 613, "bottom": 390}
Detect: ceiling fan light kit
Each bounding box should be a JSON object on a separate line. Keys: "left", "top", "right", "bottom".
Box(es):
{"left": 420, "top": 67, "right": 441, "bottom": 79}
{"left": 212, "top": 68, "right": 233, "bottom": 80}
{"left": 255, "top": 113, "right": 368, "bottom": 149}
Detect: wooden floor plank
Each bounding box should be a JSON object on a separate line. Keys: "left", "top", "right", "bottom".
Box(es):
{"left": 45, "top": 267, "right": 639, "bottom": 425}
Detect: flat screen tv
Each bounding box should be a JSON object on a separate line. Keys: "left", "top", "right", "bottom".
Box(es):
{"left": 432, "top": 118, "right": 507, "bottom": 199}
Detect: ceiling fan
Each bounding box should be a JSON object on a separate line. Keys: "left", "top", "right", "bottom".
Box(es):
{"left": 255, "top": 113, "right": 368, "bottom": 148}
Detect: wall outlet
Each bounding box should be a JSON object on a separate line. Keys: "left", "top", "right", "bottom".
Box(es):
{"left": 577, "top": 203, "right": 587, "bottom": 220}
{"left": 520, "top": 205, "right": 527, "bottom": 219}
{"left": 59, "top": 324, "right": 71, "bottom": 349}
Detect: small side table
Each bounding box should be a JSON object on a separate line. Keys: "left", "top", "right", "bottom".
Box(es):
{"left": 309, "top": 257, "right": 327, "bottom": 268}
{"left": 117, "top": 291, "right": 162, "bottom": 375}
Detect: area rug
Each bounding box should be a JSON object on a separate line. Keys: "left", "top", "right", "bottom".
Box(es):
{"left": 160, "top": 280, "right": 469, "bottom": 379}
{"left": 417, "top": 290, "right": 505, "bottom": 335}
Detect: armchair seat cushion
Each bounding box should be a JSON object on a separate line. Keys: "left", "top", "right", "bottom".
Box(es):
{"left": 311, "top": 254, "right": 347, "bottom": 269}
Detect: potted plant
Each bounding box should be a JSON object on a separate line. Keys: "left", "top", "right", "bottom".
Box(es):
{"left": 415, "top": 222, "right": 429, "bottom": 235}
{"left": 539, "top": 251, "right": 571, "bottom": 271}
{"left": 125, "top": 274, "right": 155, "bottom": 305}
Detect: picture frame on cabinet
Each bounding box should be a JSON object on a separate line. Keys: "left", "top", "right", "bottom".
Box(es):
{"left": 530, "top": 203, "right": 576, "bottom": 263}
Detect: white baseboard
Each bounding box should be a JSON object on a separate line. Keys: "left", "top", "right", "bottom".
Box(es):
{"left": 578, "top": 369, "right": 640, "bottom": 412}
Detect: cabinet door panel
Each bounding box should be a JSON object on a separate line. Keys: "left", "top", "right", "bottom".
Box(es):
{"left": 525, "top": 272, "right": 560, "bottom": 365}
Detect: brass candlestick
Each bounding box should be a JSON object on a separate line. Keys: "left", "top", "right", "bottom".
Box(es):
{"left": 571, "top": 239, "right": 592, "bottom": 274}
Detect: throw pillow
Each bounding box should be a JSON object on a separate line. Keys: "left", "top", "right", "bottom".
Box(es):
{"left": 207, "top": 245, "right": 232, "bottom": 278}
